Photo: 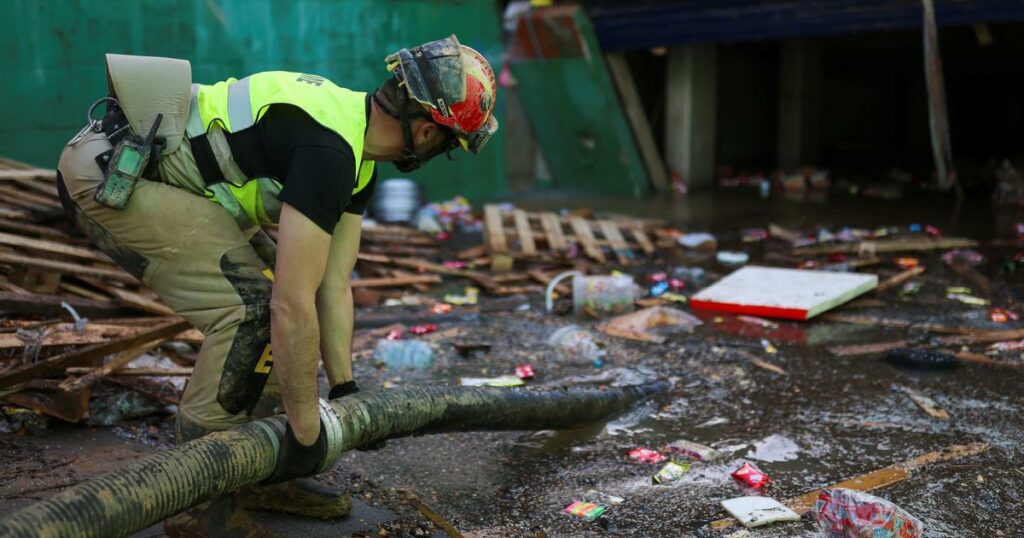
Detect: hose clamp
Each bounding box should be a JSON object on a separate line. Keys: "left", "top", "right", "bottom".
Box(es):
{"left": 315, "top": 398, "right": 344, "bottom": 474}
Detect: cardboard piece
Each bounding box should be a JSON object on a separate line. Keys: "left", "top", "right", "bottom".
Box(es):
{"left": 691, "top": 266, "right": 878, "bottom": 320}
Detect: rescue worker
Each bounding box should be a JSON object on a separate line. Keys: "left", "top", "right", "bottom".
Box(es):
{"left": 55, "top": 35, "right": 497, "bottom": 535}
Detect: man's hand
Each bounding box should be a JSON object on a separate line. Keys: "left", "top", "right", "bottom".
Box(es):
{"left": 271, "top": 203, "right": 332, "bottom": 446}
{"left": 263, "top": 421, "right": 327, "bottom": 485}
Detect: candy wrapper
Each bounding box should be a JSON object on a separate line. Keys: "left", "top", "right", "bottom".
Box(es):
{"left": 409, "top": 324, "right": 437, "bottom": 335}
{"left": 563, "top": 501, "right": 607, "bottom": 522}
{"left": 732, "top": 462, "right": 772, "bottom": 490}
{"left": 385, "top": 328, "right": 403, "bottom": 341}
{"left": 665, "top": 439, "right": 725, "bottom": 461}
{"left": 514, "top": 363, "right": 535, "bottom": 380}
{"left": 894, "top": 257, "right": 919, "bottom": 269}
{"left": 431, "top": 303, "right": 453, "bottom": 315}
{"left": 814, "top": 488, "right": 923, "bottom": 538}
{"left": 989, "top": 308, "right": 1019, "bottom": 323}
{"left": 628, "top": 447, "right": 667, "bottom": 464}
{"left": 653, "top": 461, "right": 691, "bottom": 484}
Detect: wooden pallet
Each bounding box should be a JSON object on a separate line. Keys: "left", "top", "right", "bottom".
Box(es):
{"left": 483, "top": 204, "right": 655, "bottom": 267}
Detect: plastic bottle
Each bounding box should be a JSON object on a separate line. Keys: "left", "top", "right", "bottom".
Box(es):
{"left": 374, "top": 339, "right": 433, "bottom": 370}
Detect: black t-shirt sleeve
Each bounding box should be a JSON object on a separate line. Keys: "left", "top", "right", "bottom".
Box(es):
{"left": 344, "top": 166, "right": 378, "bottom": 215}
{"left": 278, "top": 144, "right": 356, "bottom": 233}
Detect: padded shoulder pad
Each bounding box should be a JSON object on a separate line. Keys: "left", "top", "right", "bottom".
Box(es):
{"left": 105, "top": 53, "right": 192, "bottom": 154}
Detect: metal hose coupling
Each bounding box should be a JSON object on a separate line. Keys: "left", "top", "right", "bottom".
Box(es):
{"left": 315, "top": 397, "right": 345, "bottom": 474}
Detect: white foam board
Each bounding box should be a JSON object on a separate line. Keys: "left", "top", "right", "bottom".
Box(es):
{"left": 721, "top": 496, "right": 801, "bottom": 528}
{"left": 691, "top": 266, "right": 878, "bottom": 320}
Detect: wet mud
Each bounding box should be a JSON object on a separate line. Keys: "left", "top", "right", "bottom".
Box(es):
{"left": 2, "top": 191, "right": 1023, "bottom": 536}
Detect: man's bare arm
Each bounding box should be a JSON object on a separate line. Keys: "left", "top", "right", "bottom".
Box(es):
{"left": 316, "top": 212, "right": 363, "bottom": 387}
{"left": 271, "top": 203, "right": 332, "bottom": 446}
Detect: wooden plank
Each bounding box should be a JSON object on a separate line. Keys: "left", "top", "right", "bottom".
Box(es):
{"left": 0, "top": 185, "right": 62, "bottom": 210}
{"left": 0, "top": 206, "right": 31, "bottom": 220}
{"left": 0, "top": 252, "right": 135, "bottom": 283}
{"left": 58, "top": 281, "right": 112, "bottom": 302}
{"left": 351, "top": 274, "right": 442, "bottom": 288}
{"left": 0, "top": 323, "right": 146, "bottom": 349}
{"left": 829, "top": 327, "right": 1024, "bottom": 357}
{"left": 66, "top": 366, "right": 193, "bottom": 377}
{"left": 513, "top": 209, "right": 536, "bottom": 256}
{"left": 0, "top": 168, "right": 57, "bottom": 181}
{"left": 605, "top": 53, "right": 669, "bottom": 193}
{"left": 0, "top": 230, "right": 110, "bottom": 262}
{"left": 875, "top": 266, "right": 926, "bottom": 293}
{"left": 630, "top": 227, "right": 655, "bottom": 255}
{"left": 0, "top": 218, "right": 73, "bottom": 241}
{"left": 61, "top": 337, "right": 170, "bottom": 393}
{"left": 483, "top": 204, "right": 508, "bottom": 253}
{"left": 391, "top": 270, "right": 432, "bottom": 293}
{"left": 0, "top": 318, "right": 192, "bottom": 390}
{"left": 599, "top": 220, "right": 632, "bottom": 264}
{"left": 898, "top": 384, "right": 950, "bottom": 419}
{"left": 794, "top": 236, "right": 976, "bottom": 256}
{"left": 569, "top": 217, "right": 605, "bottom": 262}
{"left": 540, "top": 213, "right": 567, "bottom": 253}
{"left": 0, "top": 290, "right": 125, "bottom": 317}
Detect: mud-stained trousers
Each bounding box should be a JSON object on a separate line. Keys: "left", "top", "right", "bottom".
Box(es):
{"left": 57, "top": 127, "right": 281, "bottom": 441}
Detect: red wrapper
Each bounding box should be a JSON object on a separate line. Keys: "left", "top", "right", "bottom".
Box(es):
{"left": 669, "top": 278, "right": 686, "bottom": 290}
{"left": 431, "top": 303, "right": 453, "bottom": 315}
{"left": 385, "top": 328, "right": 403, "bottom": 341}
{"left": 443, "top": 260, "right": 468, "bottom": 270}
{"left": 409, "top": 323, "right": 438, "bottom": 335}
{"left": 989, "top": 308, "right": 1019, "bottom": 323}
{"left": 895, "top": 257, "right": 920, "bottom": 269}
{"left": 827, "top": 253, "right": 847, "bottom": 263}
{"left": 435, "top": 231, "right": 452, "bottom": 241}
{"left": 628, "top": 447, "right": 667, "bottom": 464}
{"left": 647, "top": 272, "right": 668, "bottom": 283}
{"left": 731, "top": 462, "right": 772, "bottom": 490}
{"left": 925, "top": 225, "right": 941, "bottom": 236}
{"left": 514, "top": 364, "right": 535, "bottom": 379}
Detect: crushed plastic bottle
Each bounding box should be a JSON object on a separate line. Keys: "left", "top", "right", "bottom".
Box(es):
{"left": 374, "top": 339, "right": 433, "bottom": 370}
{"left": 547, "top": 325, "right": 606, "bottom": 364}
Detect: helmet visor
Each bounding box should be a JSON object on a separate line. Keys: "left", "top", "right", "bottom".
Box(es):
{"left": 458, "top": 115, "right": 498, "bottom": 154}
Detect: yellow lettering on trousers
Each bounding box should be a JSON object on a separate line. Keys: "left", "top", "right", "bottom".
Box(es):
{"left": 254, "top": 343, "right": 273, "bottom": 373}
{"left": 262, "top": 268, "right": 275, "bottom": 281}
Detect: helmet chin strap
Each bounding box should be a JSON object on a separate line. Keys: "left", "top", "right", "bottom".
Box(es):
{"left": 374, "top": 89, "right": 429, "bottom": 173}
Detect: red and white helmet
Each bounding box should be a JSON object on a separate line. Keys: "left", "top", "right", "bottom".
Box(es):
{"left": 385, "top": 35, "right": 498, "bottom": 154}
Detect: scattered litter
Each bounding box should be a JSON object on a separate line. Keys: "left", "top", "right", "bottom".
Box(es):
{"left": 653, "top": 461, "right": 691, "bottom": 484}
{"left": 884, "top": 348, "right": 959, "bottom": 370}
{"left": 899, "top": 281, "right": 922, "bottom": 296}
{"left": 563, "top": 501, "right": 607, "bottom": 522}
{"left": 665, "top": 439, "right": 725, "bottom": 461}
{"left": 760, "top": 339, "right": 778, "bottom": 354}
{"left": 897, "top": 385, "right": 950, "bottom": 419}
{"left": 946, "top": 292, "right": 989, "bottom": 306}
{"left": 650, "top": 281, "right": 669, "bottom": 297}
{"left": 746, "top": 435, "right": 801, "bottom": 462}
{"left": 584, "top": 490, "right": 624, "bottom": 506}
{"left": 691, "top": 266, "right": 878, "bottom": 320}
{"left": 628, "top": 447, "right": 668, "bottom": 464}
{"left": 431, "top": 303, "right": 453, "bottom": 315}
{"left": 678, "top": 232, "right": 717, "bottom": 251}
{"left": 460, "top": 375, "right": 524, "bottom": 387}
{"left": 815, "top": 488, "right": 923, "bottom": 538}
{"left": 988, "top": 339, "right": 1024, "bottom": 352}
{"left": 0, "top": 405, "right": 49, "bottom": 435}
{"left": 385, "top": 328, "right": 403, "bottom": 341}
{"left": 547, "top": 325, "right": 606, "bottom": 363}
{"left": 514, "top": 363, "right": 535, "bottom": 380}
{"left": 374, "top": 339, "right": 434, "bottom": 370}
{"left": 86, "top": 391, "right": 167, "bottom": 427}
{"left": 573, "top": 274, "right": 638, "bottom": 316}
{"left": 444, "top": 287, "right": 479, "bottom": 306}
{"left": 989, "top": 308, "right": 1019, "bottom": 323}
{"left": 409, "top": 324, "right": 438, "bottom": 335}
{"left": 697, "top": 417, "right": 730, "bottom": 428}
{"left": 742, "top": 228, "right": 769, "bottom": 242}
{"left": 894, "top": 257, "right": 920, "bottom": 269}
{"left": 732, "top": 462, "right": 772, "bottom": 490}
{"left": 736, "top": 315, "right": 778, "bottom": 329}
{"left": 597, "top": 306, "right": 702, "bottom": 344}
{"left": 660, "top": 292, "right": 688, "bottom": 303}
{"left": 671, "top": 266, "right": 706, "bottom": 286}
{"left": 941, "top": 248, "right": 984, "bottom": 266}
{"left": 721, "top": 496, "right": 800, "bottom": 528}
{"left": 716, "top": 251, "right": 749, "bottom": 266}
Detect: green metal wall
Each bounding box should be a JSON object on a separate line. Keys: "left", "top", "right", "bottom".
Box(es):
{"left": 0, "top": 0, "right": 505, "bottom": 202}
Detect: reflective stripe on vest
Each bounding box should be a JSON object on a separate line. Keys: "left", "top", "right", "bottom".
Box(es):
{"left": 189, "top": 72, "right": 374, "bottom": 227}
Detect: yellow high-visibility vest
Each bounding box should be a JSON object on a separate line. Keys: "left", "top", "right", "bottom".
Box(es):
{"left": 189, "top": 71, "right": 375, "bottom": 227}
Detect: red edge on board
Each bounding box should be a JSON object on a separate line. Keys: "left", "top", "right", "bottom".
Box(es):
{"left": 689, "top": 299, "right": 810, "bottom": 321}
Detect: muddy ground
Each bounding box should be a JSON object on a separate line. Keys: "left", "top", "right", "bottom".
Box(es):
{"left": 2, "top": 192, "right": 1023, "bottom": 537}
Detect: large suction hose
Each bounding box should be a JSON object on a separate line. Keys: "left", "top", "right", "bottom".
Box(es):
{"left": 0, "top": 383, "right": 667, "bottom": 537}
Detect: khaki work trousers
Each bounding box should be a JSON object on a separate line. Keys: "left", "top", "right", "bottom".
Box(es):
{"left": 57, "top": 127, "right": 280, "bottom": 438}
